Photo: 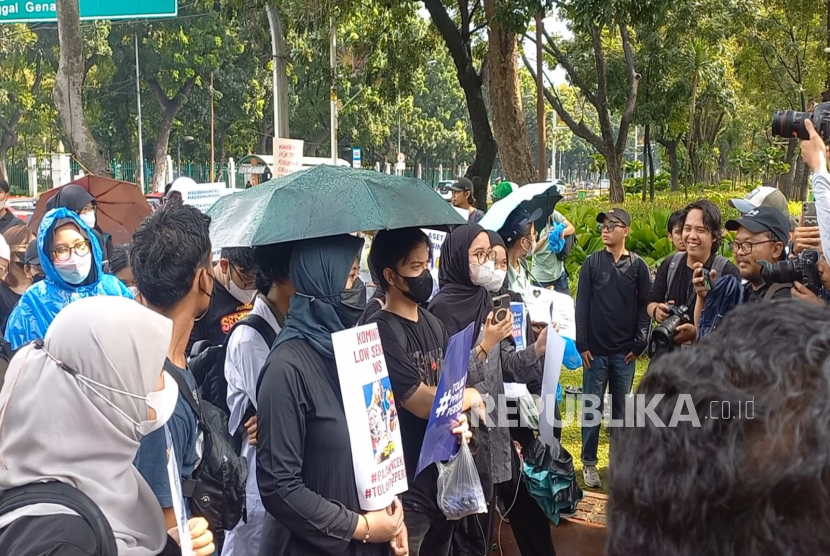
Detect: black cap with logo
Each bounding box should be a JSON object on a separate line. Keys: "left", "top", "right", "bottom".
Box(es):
{"left": 596, "top": 208, "right": 632, "bottom": 227}
{"left": 725, "top": 206, "right": 789, "bottom": 244}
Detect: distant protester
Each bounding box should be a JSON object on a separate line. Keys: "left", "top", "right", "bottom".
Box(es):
{"left": 108, "top": 244, "right": 138, "bottom": 294}
{"left": 4, "top": 208, "right": 131, "bottom": 350}
{"left": 0, "top": 179, "right": 25, "bottom": 234}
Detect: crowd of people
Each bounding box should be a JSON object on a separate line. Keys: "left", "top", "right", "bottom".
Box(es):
{"left": 0, "top": 121, "right": 828, "bottom": 556}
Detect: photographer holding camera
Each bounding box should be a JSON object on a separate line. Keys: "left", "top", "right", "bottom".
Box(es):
{"left": 647, "top": 201, "right": 741, "bottom": 353}
{"left": 800, "top": 119, "right": 830, "bottom": 255}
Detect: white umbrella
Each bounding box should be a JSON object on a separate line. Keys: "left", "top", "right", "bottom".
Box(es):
{"left": 479, "top": 182, "right": 561, "bottom": 232}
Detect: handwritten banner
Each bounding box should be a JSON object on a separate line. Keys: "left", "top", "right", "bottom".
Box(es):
{"left": 332, "top": 324, "right": 408, "bottom": 510}
{"left": 511, "top": 302, "right": 526, "bottom": 351}
{"left": 421, "top": 228, "right": 447, "bottom": 300}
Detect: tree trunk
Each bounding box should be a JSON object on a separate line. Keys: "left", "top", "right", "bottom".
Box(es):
{"left": 779, "top": 138, "right": 798, "bottom": 199}
{"left": 662, "top": 139, "right": 680, "bottom": 191}
{"left": 648, "top": 128, "right": 656, "bottom": 201}
{"left": 266, "top": 3, "right": 290, "bottom": 139}
{"left": 606, "top": 150, "right": 624, "bottom": 203}
{"left": 483, "top": 0, "right": 536, "bottom": 186}
{"left": 149, "top": 77, "right": 196, "bottom": 192}
{"left": 796, "top": 158, "right": 810, "bottom": 201}
{"left": 424, "top": 0, "right": 497, "bottom": 210}
{"left": 53, "top": 0, "right": 109, "bottom": 175}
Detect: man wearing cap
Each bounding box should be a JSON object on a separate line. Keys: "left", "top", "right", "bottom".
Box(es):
{"left": 575, "top": 208, "right": 651, "bottom": 489}
{"left": 724, "top": 206, "right": 792, "bottom": 302}
{"left": 22, "top": 241, "right": 43, "bottom": 284}
{"left": 449, "top": 177, "right": 485, "bottom": 223}
{"left": 497, "top": 206, "right": 543, "bottom": 297}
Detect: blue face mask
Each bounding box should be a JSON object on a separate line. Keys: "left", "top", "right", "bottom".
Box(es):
{"left": 53, "top": 253, "right": 92, "bottom": 285}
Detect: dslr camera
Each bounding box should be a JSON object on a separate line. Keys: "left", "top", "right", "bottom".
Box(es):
{"left": 652, "top": 304, "right": 691, "bottom": 348}
{"left": 772, "top": 102, "right": 830, "bottom": 143}
{"left": 758, "top": 249, "right": 821, "bottom": 294}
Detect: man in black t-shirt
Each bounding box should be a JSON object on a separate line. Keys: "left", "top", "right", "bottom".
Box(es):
{"left": 0, "top": 180, "right": 25, "bottom": 234}
{"left": 362, "top": 228, "right": 481, "bottom": 556}
{"left": 188, "top": 247, "right": 255, "bottom": 354}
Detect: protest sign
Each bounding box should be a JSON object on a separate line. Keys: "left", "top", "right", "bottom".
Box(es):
{"left": 416, "top": 322, "right": 475, "bottom": 476}
{"left": 165, "top": 427, "right": 193, "bottom": 555}
{"left": 550, "top": 291, "right": 576, "bottom": 340}
{"left": 175, "top": 182, "right": 239, "bottom": 213}
{"left": 332, "top": 324, "right": 408, "bottom": 510}
{"left": 510, "top": 302, "right": 526, "bottom": 351}
{"left": 421, "top": 228, "right": 447, "bottom": 300}
{"left": 274, "top": 138, "right": 304, "bottom": 177}
{"left": 539, "top": 327, "right": 566, "bottom": 447}
{"left": 526, "top": 286, "right": 554, "bottom": 324}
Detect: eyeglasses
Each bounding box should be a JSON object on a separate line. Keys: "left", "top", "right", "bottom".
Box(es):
{"left": 599, "top": 222, "right": 623, "bottom": 232}
{"left": 730, "top": 240, "right": 776, "bottom": 254}
{"left": 231, "top": 264, "right": 256, "bottom": 290}
{"left": 53, "top": 241, "right": 91, "bottom": 262}
{"left": 470, "top": 249, "right": 497, "bottom": 265}
{"left": 79, "top": 206, "right": 96, "bottom": 216}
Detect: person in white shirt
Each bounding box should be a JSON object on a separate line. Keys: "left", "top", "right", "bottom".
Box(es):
{"left": 222, "top": 242, "right": 296, "bottom": 556}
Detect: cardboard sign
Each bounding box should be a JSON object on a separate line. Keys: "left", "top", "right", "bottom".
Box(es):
{"left": 421, "top": 228, "right": 447, "bottom": 300}
{"left": 416, "top": 323, "right": 475, "bottom": 476}
{"left": 164, "top": 426, "right": 193, "bottom": 555}
{"left": 510, "top": 302, "right": 526, "bottom": 351}
{"left": 550, "top": 291, "right": 576, "bottom": 340}
{"left": 539, "top": 327, "right": 566, "bottom": 447}
{"left": 274, "top": 138, "right": 304, "bottom": 178}
{"left": 177, "top": 183, "right": 239, "bottom": 213}
{"left": 526, "top": 286, "right": 554, "bottom": 325}
{"left": 332, "top": 324, "right": 408, "bottom": 510}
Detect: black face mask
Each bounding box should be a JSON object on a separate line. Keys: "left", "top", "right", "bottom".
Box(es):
{"left": 31, "top": 274, "right": 45, "bottom": 284}
{"left": 337, "top": 278, "right": 367, "bottom": 328}
{"left": 396, "top": 269, "right": 434, "bottom": 304}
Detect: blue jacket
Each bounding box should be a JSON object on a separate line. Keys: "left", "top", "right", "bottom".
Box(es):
{"left": 5, "top": 208, "right": 132, "bottom": 350}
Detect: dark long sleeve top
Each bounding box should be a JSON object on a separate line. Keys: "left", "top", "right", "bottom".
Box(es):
{"left": 575, "top": 250, "right": 652, "bottom": 356}
{"left": 256, "top": 338, "right": 389, "bottom": 556}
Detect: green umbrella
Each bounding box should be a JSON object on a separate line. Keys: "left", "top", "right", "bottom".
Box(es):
{"left": 208, "top": 165, "right": 467, "bottom": 247}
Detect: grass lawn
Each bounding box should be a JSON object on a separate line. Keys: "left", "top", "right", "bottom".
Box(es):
{"left": 557, "top": 358, "right": 649, "bottom": 494}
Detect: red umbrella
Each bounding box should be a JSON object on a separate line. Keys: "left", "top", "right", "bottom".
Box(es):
{"left": 28, "top": 175, "right": 153, "bottom": 245}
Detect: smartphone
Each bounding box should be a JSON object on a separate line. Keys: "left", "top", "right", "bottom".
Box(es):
{"left": 492, "top": 294, "right": 511, "bottom": 323}
{"left": 803, "top": 202, "right": 818, "bottom": 227}
{"left": 702, "top": 270, "right": 713, "bottom": 290}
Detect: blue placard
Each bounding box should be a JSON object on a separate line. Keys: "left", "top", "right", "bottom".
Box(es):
{"left": 415, "top": 322, "right": 475, "bottom": 476}
{"left": 511, "top": 302, "right": 525, "bottom": 351}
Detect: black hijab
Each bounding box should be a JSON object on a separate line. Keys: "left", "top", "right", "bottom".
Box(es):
{"left": 46, "top": 185, "right": 95, "bottom": 213}
{"left": 428, "top": 223, "right": 491, "bottom": 337}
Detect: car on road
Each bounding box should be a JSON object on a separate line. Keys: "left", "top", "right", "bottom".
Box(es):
{"left": 435, "top": 180, "right": 454, "bottom": 201}
{"left": 7, "top": 196, "right": 36, "bottom": 223}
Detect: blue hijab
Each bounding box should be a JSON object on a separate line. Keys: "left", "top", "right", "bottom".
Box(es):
{"left": 274, "top": 234, "right": 364, "bottom": 358}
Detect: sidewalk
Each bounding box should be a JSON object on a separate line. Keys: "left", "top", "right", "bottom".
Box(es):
{"left": 494, "top": 492, "right": 608, "bottom": 556}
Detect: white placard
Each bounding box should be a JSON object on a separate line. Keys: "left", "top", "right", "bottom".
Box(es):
{"left": 332, "top": 324, "right": 408, "bottom": 511}
{"left": 550, "top": 291, "right": 576, "bottom": 340}
{"left": 177, "top": 183, "right": 240, "bottom": 213}
{"left": 165, "top": 426, "right": 193, "bottom": 555}
{"left": 539, "top": 328, "right": 566, "bottom": 447}
{"left": 526, "top": 286, "right": 554, "bottom": 325}
{"left": 421, "top": 228, "right": 447, "bottom": 300}
{"left": 454, "top": 206, "right": 470, "bottom": 220}
{"left": 274, "top": 138, "right": 304, "bottom": 178}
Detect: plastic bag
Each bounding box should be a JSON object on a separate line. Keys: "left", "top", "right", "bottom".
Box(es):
{"left": 436, "top": 442, "right": 488, "bottom": 520}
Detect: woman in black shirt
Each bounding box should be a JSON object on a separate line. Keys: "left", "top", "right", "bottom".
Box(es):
{"left": 256, "top": 235, "right": 406, "bottom": 556}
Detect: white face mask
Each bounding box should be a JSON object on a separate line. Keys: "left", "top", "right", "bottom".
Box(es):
{"left": 74, "top": 369, "right": 179, "bottom": 437}
{"left": 53, "top": 253, "right": 93, "bottom": 285}
{"left": 485, "top": 268, "right": 507, "bottom": 293}
{"left": 470, "top": 260, "right": 496, "bottom": 288}
{"left": 80, "top": 212, "right": 96, "bottom": 229}
{"left": 228, "top": 278, "right": 257, "bottom": 305}
{"left": 128, "top": 286, "right": 139, "bottom": 298}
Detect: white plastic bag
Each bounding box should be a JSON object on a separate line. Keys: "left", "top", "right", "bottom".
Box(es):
{"left": 436, "top": 442, "right": 488, "bottom": 520}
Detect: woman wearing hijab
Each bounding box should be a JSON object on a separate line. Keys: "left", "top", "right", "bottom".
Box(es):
{"left": 0, "top": 296, "right": 214, "bottom": 555}
{"left": 427, "top": 224, "right": 543, "bottom": 556}
{"left": 4, "top": 208, "right": 132, "bottom": 350}
{"left": 45, "top": 184, "right": 112, "bottom": 261}
{"left": 256, "top": 235, "right": 406, "bottom": 556}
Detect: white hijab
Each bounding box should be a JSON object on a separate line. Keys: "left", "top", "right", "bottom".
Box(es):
{"left": 0, "top": 295, "right": 173, "bottom": 555}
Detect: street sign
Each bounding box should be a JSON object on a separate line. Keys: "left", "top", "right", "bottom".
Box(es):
{"left": 397, "top": 152, "right": 406, "bottom": 164}
{"left": 0, "top": 0, "right": 178, "bottom": 23}
{"left": 352, "top": 147, "right": 362, "bottom": 168}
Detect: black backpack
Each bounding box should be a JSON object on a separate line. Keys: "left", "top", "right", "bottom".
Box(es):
{"left": 556, "top": 234, "right": 575, "bottom": 262}
{"left": 168, "top": 366, "right": 249, "bottom": 536}
{"left": 189, "top": 315, "right": 278, "bottom": 416}
{"left": 0, "top": 482, "right": 117, "bottom": 555}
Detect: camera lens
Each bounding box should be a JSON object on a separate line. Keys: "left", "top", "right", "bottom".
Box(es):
{"left": 772, "top": 110, "right": 810, "bottom": 141}
{"left": 758, "top": 259, "right": 801, "bottom": 285}
{"left": 652, "top": 315, "right": 680, "bottom": 347}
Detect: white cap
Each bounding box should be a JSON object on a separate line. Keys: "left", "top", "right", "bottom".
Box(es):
{"left": 0, "top": 234, "right": 10, "bottom": 262}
